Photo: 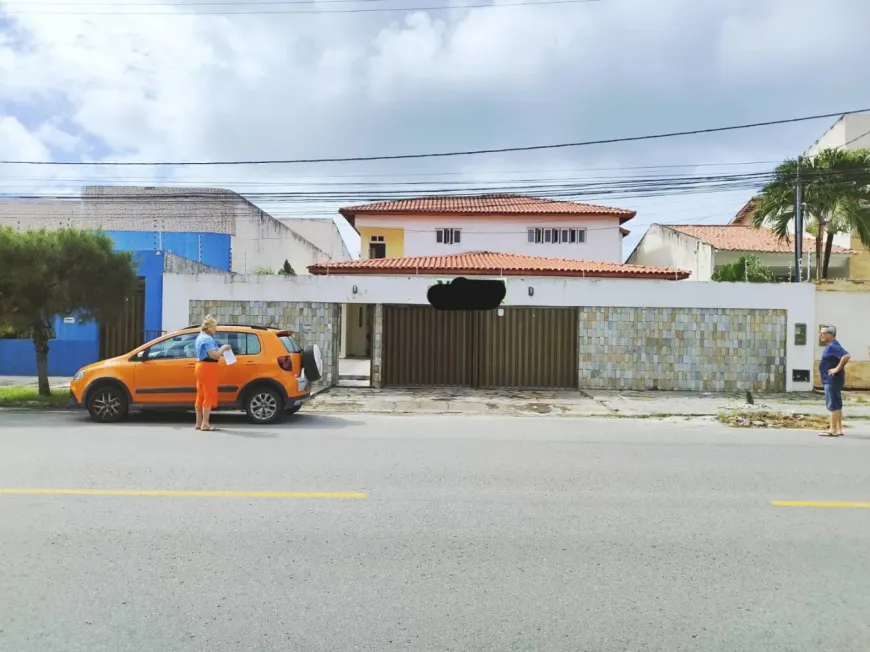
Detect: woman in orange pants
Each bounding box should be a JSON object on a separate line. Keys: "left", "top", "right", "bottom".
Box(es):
{"left": 194, "top": 315, "right": 231, "bottom": 431}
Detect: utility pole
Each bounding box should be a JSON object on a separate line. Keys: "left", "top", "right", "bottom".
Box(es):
{"left": 794, "top": 156, "right": 803, "bottom": 282}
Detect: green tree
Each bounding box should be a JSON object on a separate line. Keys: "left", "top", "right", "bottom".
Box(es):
{"left": 750, "top": 148, "right": 870, "bottom": 280}
{"left": 251, "top": 266, "right": 274, "bottom": 275}
{"left": 711, "top": 254, "right": 776, "bottom": 283}
{"left": 278, "top": 259, "right": 296, "bottom": 276}
{"left": 0, "top": 228, "right": 138, "bottom": 396}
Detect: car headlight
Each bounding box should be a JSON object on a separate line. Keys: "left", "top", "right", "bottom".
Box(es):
{"left": 73, "top": 370, "right": 85, "bottom": 381}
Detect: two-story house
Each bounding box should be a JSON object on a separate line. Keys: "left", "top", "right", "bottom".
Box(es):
{"left": 328, "top": 194, "right": 688, "bottom": 382}
{"left": 338, "top": 194, "right": 635, "bottom": 263}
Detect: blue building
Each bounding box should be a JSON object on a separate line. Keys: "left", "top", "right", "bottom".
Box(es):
{"left": 0, "top": 231, "right": 230, "bottom": 376}
{"left": 0, "top": 185, "right": 349, "bottom": 377}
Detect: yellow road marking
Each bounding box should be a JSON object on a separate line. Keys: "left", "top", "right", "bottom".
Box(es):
{"left": 771, "top": 500, "right": 870, "bottom": 509}
{"left": 0, "top": 488, "right": 366, "bottom": 499}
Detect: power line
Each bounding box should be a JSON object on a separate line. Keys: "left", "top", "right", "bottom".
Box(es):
{"left": 0, "top": 210, "right": 732, "bottom": 236}
{"left": 840, "top": 128, "right": 870, "bottom": 150}
{"left": 0, "top": 159, "right": 785, "bottom": 184}
{"left": 2, "top": 109, "right": 867, "bottom": 167}
{"left": 0, "top": 166, "right": 863, "bottom": 201}
{"left": 0, "top": 0, "right": 600, "bottom": 15}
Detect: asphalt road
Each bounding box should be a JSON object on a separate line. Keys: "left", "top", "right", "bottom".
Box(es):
{"left": 1, "top": 411, "right": 868, "bottom": 652}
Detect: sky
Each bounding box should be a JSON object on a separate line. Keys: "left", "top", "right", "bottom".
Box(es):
{"left": 1, "top": 0, "right": 870, "bottom": 261}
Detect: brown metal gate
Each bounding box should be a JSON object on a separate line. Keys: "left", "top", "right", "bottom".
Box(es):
{"left": 382, "top": 305, "right": 578, "bottom": 389}
{"left": 382, "top": 306, "right": 471, "bottom": 386}
{"left": 473, "top": 307, "right": 578, "bottom": 389}
{"left": 99, "top": 280, "right": 146, "bottom": 360}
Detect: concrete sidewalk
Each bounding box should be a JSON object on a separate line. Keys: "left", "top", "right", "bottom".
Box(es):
{"left": 306, "top": 386, "right": 870, "bottom": 419}
{"left": 5, "top": 374, "right": 870, "bottom": 420}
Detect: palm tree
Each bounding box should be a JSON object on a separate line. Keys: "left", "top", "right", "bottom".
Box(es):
{"left": 750, "top": 148, "right": 870, "bottom": 280}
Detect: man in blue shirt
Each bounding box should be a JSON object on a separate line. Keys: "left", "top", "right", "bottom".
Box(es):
{"left": 818, "top": 325, "right": 850, "bottom": 437}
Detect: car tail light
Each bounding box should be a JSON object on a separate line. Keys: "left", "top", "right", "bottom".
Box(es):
{"left": 277, "top": 356, "right": 294, "bottom": 372}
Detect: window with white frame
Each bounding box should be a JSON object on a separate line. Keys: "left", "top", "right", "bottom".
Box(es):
{"left": 436, "top": 228, "right": 461, "bottom": 245}
{"left": 527, "top": 227, "right": 586, "bottom": 244}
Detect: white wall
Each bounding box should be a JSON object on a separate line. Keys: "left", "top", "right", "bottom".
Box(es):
{"left": 626, "top": 225, "right": 712, "bottom": 280}
{"left": 0, "top": 199, "right": 80, "bottom": 231}
{"left": 805, "top": 117, "right": 849, "bottom": 157}
{"left": 803, "top": 114, "right": 870, "bottom": 249}
{"left": 815, "top": 289, "right": 870, "bottom": 363}
{"left": 354, "top": 215, "right": 624, "bottom": 263}
{"left": 280, "top": 217, "right": 353, "bottom": 263}
{"left": 0, "top": 186, "right": 333, "bottom": 274}
{"left": 163, "top": 273, "right": 815, "bottom": 391}
{"left": 232, "top": 202, "right": 330, "bottom": 274}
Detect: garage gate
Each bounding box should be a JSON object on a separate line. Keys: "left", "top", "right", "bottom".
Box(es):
{"left": 381, "top": 306, "right": 578, "bottom": 389}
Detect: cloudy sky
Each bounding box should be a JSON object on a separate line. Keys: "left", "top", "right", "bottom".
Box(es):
{"left": 1, "top": 0, "right": 869, "bottom": 259}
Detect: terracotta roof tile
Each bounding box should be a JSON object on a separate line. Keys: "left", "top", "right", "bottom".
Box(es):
{"left": 339, "top": 194, "right": 636, "bottom": 222}
{"left": 666, "top": 225, "right": 851, "bottom": 254}
{"left": 730, "top": 198, "right": 758, "bottom": 225}
{"left": 309, "top": 251, "right": 689, "bottom": 280}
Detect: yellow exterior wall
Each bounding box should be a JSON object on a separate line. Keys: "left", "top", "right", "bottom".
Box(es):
{"left": 358, "top": 227, "right": 405, "bottom": 259}
{"left": 849, "top": 232, "right": 870, "bottom": 279}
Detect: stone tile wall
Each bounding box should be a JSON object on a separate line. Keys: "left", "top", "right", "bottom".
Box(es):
{"left": 371, "top": 304, "right": 384, "bottom": 388}
{"left": 578, "top": 307, "right": 787, "bottom": 392}
{"left": 189, "top": 300, "right": 340, "bottom": 388}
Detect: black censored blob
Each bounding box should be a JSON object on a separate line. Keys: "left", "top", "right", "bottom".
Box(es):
{"left": 427, "top": 278, "right": 507, "bottom": 311}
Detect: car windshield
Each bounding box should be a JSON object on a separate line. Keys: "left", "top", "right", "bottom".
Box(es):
{"left": 279, "top": 334, "right": 301, "bottom": 353}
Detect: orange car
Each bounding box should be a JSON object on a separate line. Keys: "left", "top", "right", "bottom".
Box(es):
{"left": 70, "top": 324, "right": 322, "bottom": 424}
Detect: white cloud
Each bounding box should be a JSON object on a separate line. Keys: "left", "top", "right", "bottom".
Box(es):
{"left": 716, "top": 0, "right": 870, "bottom": 74}
{"left": 1, "top": 0, "right": 870, "bottom": 259}
{"left": 0, "top": 115, "right": 50, "bottom": 161}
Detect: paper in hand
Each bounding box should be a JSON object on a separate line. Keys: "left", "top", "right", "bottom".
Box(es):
{"left": 223, "top": 349, "right": 237, "bottom": 365}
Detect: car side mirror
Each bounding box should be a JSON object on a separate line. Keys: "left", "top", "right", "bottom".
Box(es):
{"left": 136, "top": 350, "right": 148, "bottom": 362}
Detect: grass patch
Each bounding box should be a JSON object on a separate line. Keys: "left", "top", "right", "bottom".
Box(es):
{"left": 0, "top": 387, "right": 72, "bottom": 409}
{"left": 716, "top": 411, "right": 829, "bottom": 430}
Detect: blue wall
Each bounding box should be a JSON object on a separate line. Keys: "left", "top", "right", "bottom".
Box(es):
{"left": 0, "top": 230, "right": 232, "bottom": 376}
{"left": 108, "top": 231, "right": 231, "bottom": 271}
{"left": 0, "top": 320, "right": 100, "bottom": 376}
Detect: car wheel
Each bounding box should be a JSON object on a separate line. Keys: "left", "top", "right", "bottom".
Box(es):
{"left": 245, "top": 386, "right": 284, "bottom": 425}
{"left": 87, "top": 384, "right": 129, "bottom": 423}
{"left": 302, "top": 344, "right": 323, "bottom": 382}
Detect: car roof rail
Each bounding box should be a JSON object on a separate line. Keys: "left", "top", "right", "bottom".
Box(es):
{"left": 183, "top": 323, "right": 276, "bottom": 331}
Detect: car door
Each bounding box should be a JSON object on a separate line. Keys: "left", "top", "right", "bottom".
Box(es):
{"left": 132, "top": 332, "right": 199, "bottom": 406}
{"left": 213, "top": 330, "right": 263, "bottom": 402}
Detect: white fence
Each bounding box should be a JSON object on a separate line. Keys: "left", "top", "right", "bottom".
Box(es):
{"left": 163, "top": 273, "right": 817, "bottom": 391}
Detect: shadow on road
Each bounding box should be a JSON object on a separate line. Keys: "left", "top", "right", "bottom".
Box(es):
{"left": 1, "top": 409, "right": 367, "bottom": 432}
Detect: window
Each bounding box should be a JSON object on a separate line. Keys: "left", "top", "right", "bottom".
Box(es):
{"left": 436, "top": 228, "right": 461, "bottom": 245}
{"left": 369, "top": 235, "right": 386, "bottom": 259}
{"left": 279, "top": 334, "right": 302, "bottom": 353}
{"left": 144, "top": 333, "right": 198, "bottom": 360}
{"left": 215, "top": 332, "right": 262, "bottom": 356}
{"left": 527, "top": 227, "right": 586, "bottom": 245}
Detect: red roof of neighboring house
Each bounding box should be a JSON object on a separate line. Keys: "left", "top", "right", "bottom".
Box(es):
{"left": 665, "top": 225, "right": 851, "bottom": 254}
{"left": 308, "top": 251, "right": 689, "bottom": 280}
{"left": 339, "top": 194, "right": 637, "bottom": 225}
{"left": 730, "top": 198, "right": 758, "bottom": 225}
